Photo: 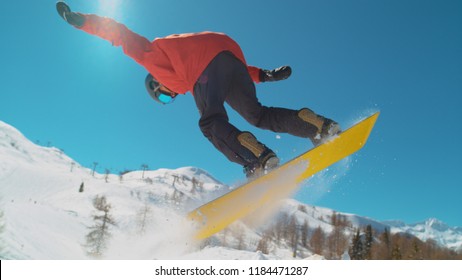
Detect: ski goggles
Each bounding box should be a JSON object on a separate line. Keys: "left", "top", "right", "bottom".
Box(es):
{"left": 154, "top": 89, "right": 177, "bottom": 104}
{"left": 150, "top": 81, "right": 177, "bottom": 105}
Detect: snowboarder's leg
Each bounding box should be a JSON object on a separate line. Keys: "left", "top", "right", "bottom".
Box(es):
{"left": 193, "top": 52, "right": 277, "bottom": 178}
{"left": 297, "top": 108, "right": 341, "bottom": 145}
{"left": 225, "top": 60, "right": 340, "bottom": 146}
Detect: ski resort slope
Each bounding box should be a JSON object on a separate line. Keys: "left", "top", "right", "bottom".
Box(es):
{"left": 0, "top": 120, "right": 218, "bottom": 259}
{"left": 1, "top": 120, "right": 461, "bottom": 259}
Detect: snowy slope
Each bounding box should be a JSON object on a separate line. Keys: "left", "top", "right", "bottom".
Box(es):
{"left": 0, "top": 120, "right": 227, "bottom": 259}
{"left": 0, "top": 120, "right": 461, "bottom": 259}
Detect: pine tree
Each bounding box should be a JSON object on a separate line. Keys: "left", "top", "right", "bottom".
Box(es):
{"left": 391, "top": 233, "right": 403, "bottom": 260}
{"left": 391, "top": 244, "right": 402, "bottom": 260}
{"left": 363, "top": 224, "right": 373, "bottom": 259}
{"left": 349, "top": 229, "right": 364, "bottom": 260}
{"left": 409, "top": 237, "right": 422, "bottom": 260}
{"left": 85, "top": 195, "right": 117, "bottom": 257}
{"left": 301, "top": 220, "right": 309, "bottom": 248}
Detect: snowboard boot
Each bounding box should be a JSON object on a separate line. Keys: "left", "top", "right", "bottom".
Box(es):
{"left": 298, "top": 108, "right": 341, "bottom": 146}
{"left": 56, "top": 2, "right": 85, "bottom": 28}
{"left": 238, "top": 132, "right": 280, "bottom": 179}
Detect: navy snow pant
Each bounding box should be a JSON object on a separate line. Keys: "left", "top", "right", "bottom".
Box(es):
{"left": 193, "top": 51, "right": 317, "bottom": 167}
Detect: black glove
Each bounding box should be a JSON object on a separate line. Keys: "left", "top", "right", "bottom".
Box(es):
{"left": 56, "top": 2, "right": 85, "bottom": 28}
{"left": 259, "top": 66, "right": 292, "bottom": 82}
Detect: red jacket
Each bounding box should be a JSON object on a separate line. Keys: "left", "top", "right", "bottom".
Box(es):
{"left": 79, "top": 14, "right": 261, "bottom": 94}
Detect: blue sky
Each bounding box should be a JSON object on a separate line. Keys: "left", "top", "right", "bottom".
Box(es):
{"left": 1, "top": 0, "right": 461, "bottom": 227}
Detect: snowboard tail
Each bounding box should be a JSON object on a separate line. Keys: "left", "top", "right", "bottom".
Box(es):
{"left": 188, "top": 112, "right": 380, "bottom": 240}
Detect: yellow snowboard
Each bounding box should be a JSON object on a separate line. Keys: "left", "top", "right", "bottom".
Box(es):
{"left": 188, "top": 112, "right": 380, "bottom": 240}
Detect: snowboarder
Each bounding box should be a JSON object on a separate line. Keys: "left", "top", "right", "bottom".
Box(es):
{"left": 56, "top": 2, "right": 340, "bottom": 178}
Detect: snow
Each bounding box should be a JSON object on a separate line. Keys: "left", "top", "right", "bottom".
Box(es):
{"left": 0, "top": 119, "right": 461, "bottom": 259}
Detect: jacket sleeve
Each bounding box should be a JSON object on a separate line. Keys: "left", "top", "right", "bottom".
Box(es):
{"left": 77, "top": 14, "right": 151, "bottom": 65}
{"left": 247, "top": 66, "right": 262, "bottom": 83}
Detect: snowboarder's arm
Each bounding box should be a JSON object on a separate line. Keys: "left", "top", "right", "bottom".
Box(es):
{"left": 247, "top": 66, "right": 262, "bottom": 83}
{"left": 78, "top": 14, "right": 150, "bottom": 65}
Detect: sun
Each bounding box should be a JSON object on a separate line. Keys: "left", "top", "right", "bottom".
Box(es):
{"left": 97, "top": 0, "right": 124, "bottom": 18}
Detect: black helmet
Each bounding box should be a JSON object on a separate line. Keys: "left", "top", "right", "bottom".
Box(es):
{"left": 145, "top": 73, "right": 177, "bottom": 105}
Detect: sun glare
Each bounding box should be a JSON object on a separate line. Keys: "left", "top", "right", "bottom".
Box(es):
{"left": 97, "top": 0, "right": 123, "bottom": 18}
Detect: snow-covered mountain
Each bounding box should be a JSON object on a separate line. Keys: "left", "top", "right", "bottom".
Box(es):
{"left": 384, "top": 218, "right": 462, "bottom": 252}
{"left": 0, "top": 120, "right": 461, "bottom": 259}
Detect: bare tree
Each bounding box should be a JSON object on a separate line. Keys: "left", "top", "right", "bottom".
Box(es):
{"left": 256, "top": 232, "right": 271, "bottom": 255}
{"left": 171, "top": 189, "right": 182, "bottom": 204}
{"left": 118, "top": 169, "right": 131, "bottom": 183}
{"left": 172, "top": 174, "right": 180, "bottom": 187}
{"left": 274, "top": 212, "right": 289, "bottom": 244}
{"left": 191, "top": 177, "right": 198, "bottom": 194}
{"left": 287, "top": 215, "right": 299, "bottom": 258}
{"left": 104, "top": 169, "right": 110, "bottom": 183}
{"left": 310, "top": 226, "right": 325, "bottom": 255}
{"left": 373, "top": 227, "right": 391, "bottom": 259}
{"left": 327, "top": 225, "right": 348, "bottom": 259}
{"left": 221, "top": 227, "right": 230, "bottom": 247}
{"left": 136, "top": 202, "right": 152, "bottom": 235}
{"left": 232, "top": 225, "right": 246, "bottom": 250}
{"left": 0, "top": 208, "right": 6, "bottom": 258}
